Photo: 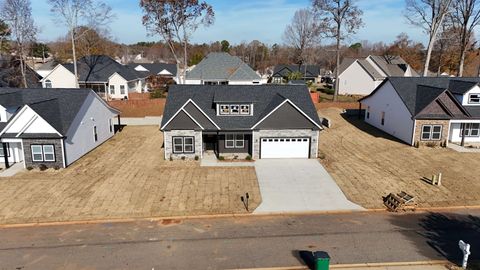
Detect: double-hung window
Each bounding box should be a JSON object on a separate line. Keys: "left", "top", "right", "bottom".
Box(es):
{"left": 109, "top": 85, "right": 115, "bottom": 95}
{"left": 421, "top": 125, "right": 442, "bottom": 141}
{"left": 463, "top": 123, "right": 480, "bottom": 137}
{"left": 225, "top": 134, "right": 244, "bottom": 149}
{"left": 469, "top": 94, "right": 480, "bottom": 104}
{"left": 31, "top": 145, "right": 55, "bottom": 162}
{"left": 120, "top": 85, "right": 126, "bottom": 95}
{"left": 173, "top": 137, "right": 194, "bottom": 153}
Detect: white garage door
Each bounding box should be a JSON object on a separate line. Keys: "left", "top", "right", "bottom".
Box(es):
{"left": 260, "top": 138, "right": 310, "bottom": 159}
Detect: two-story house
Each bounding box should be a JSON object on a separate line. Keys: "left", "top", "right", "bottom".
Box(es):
{"left": 40, "top": 55, "right": 148, "bottom": 100}
{"left": 360, "top": 77, "right": 480, "bottom": 147}
{"left": 0, "top": 88, "right": 120, "bottom": 169}
{"left": 161, "top": 85, "right": 323, "bottom": 159}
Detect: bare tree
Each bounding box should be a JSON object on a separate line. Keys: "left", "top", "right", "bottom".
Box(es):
{"left": 140, "top": 0, "right": 215, "bottom": 84}
{"left": 404, "top": 0, "right": 453, "bottom": 77}
{"left": 450, "top": 0, "right": 480, "bottom": 76}
{"left": 0, "top": 19, "right": 9, "bottom": 53}
{"left": 0, "top": 0, "right": 37, "bottom": 88}
{"left": 48, "top": 0, "right": 114, "bottom": 87}
{"left": 283, "top": 9, "right": 321, "bottom": 66}
{"left": 312, "top": 0, "right": 363, "bottom": 101}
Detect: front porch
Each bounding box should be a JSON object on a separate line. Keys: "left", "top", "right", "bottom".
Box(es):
{"left": 449, "top": 121, "right": 480, "bottom": 146}
{"left": 0, "top": 140, "right": 24, "bottom": 169}
{"left": 202, "top": 132, "right": 253, "bottom": 159}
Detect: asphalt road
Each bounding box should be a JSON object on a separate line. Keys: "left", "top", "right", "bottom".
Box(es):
{"left": 1, "top": 209, "right": 479, "bottom": 270}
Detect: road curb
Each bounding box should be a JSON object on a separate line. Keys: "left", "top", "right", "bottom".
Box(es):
{"left": 1, "top": 205, "right": 480, "bottom": 229}
{"left": 229, "top": 260, "right": 449, "bottom": 270}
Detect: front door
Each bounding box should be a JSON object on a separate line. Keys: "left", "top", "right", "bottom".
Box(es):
{"left": 204, "top": 135, "right": 216, "bottom": 151}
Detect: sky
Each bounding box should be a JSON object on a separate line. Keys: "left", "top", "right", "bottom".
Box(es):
{"left": 31, "top": 0, "right": 427, "bottom": 46}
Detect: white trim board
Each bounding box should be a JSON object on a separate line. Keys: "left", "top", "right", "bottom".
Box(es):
{"left": 161, "top": 99, "right": 221, "bottom": 130}
{"left": 251, "top": 99, "right": 323, "bottom": 130}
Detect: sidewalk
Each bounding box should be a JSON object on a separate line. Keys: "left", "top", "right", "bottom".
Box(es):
{"left": 0, "top": 162, "right": 24, "bottom": 177}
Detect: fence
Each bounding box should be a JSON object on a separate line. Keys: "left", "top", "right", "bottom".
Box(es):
{"left": 108, "top": 98, "right": 166, "bottom": 117}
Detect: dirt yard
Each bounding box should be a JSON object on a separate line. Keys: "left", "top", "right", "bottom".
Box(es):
{"left": 319, "top": 108, "right": 480, "bottom": 209}
{"left": 108, "top": 98, "right": 165, "bottom": 117}
{"left": 0, "top": 127, "right": 260, "bottom": 225}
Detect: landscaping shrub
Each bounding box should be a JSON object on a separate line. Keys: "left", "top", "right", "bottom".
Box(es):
{"left": 218, "top": 156, "right": 225, "bottom": 160}
{"left": 319, "top": 88, "right": 335, "bottom": 95}
{"left": 414, "top": 141, "right": 420, "bottom": 148}
{"left": 169, "top": 155, "right": 173, "bottom": 161}
{"left": 150, "top": 88, "right": 166, "bottom": 99}
{"left": 425, "top": 142, "right": 437, "bottom": 148}
{"left": 38, "top": 164, "right": 48, "bottom": 171}
{"left": 318, "top": 152, "right": 326, "bottom": 160}
{"left": 194, "top": 155, "right": 199, "bottom": 161}
{"left": 181, "top": 156, "right": 186, "bottom": 161}
{"left": 26, "top": 166, "right": 33, "bottom": 171}
{"left": 246, "top": 155, "right": 252, "bottom": 161}
{"left": 54, "top": 166, "right": 61, "bottom": 170}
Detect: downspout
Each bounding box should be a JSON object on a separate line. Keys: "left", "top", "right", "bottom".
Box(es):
{"left": 61, "top": 138, "right": 67, "bottom": 168}
{"left": 2, "top": 142, "right": 9, "bottom": 169}
{"left": 461, "top": 123, "right": 466, "bottom": 147}
{"left": 411, "top": 118, "right": 417, "bottom": 146}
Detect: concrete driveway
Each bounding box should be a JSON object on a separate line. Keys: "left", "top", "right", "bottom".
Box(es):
{"left": 254, "top": 159, "right": 364, "bottom": 213}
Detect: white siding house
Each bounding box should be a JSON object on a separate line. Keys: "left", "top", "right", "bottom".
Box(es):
{"left": 41, "top": 64, "right": 77, "bottom": 89}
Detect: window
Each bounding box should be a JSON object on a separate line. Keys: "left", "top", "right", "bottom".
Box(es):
{"left": 220, "top": 105, "right": 230, "bottom": 115}
{"left": 240, "top": 105, "right": 250, "bottom": 115}
{"left": 0, "top": 143, "right": 10, "bottom": 157}
{"left": 43, "top": 145, "right": 55, "bottom": 162}
{"left": 421, "top": 125, "right": 442, "bottom": 141}
{"left": 30, "top": 145, "right": 55, "bottom": 162}
{"left": 172, "top": 137, "right": 195, "bottom": 153}
{"left": 381, "top": 112, "right": 385, "bottom": 126}
{"left": 120, "top": 85, "right": 126, "bottom": 95}
{"left": 230, "top": 105, "right": 240, "bottom": 114}
{"left": 109, "top": 119, "right": 113, "bottom": 133}
{"left": 45, "top": 80, "right": 52, "bottom": 88}
{"left": 93, "top": 126, "right": 98, "bottom": 142}
{"left": 366, "top": 106, "right": 370, "bottom": 119}
{"left": 462, "top": 123, "right": 480, "bottom": 137}
{"left": 225, "top": 134, "right": 244, "bottom": 149}
{"left": 109, "top": 85, "right": 115, "bottom": 95}
{"left": 469, "top": 94, "right": 480, "bottom": 104}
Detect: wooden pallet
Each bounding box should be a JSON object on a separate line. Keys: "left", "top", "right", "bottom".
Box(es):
{"left": 384, "top": 192, "right": 416, "bottom": 212}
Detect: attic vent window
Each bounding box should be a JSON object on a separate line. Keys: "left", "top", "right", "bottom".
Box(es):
{"left": 218, "top": 104, "right": 252, "bottom": 116}
{"left": 469, "top": 94, "right": 480, "bottom": 104}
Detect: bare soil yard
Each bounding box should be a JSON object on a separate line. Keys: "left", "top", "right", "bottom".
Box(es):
{"left": 319, "top": 108, "right": 480, "bottom": 209}
{"left": 0, "top": 126, "right": 260, "bottom": 225}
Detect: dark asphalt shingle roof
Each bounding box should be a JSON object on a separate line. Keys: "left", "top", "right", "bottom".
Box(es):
{"left": 186, "top": 53, "right": 261, "bottom": 81}
{"left": 162, "top": 85, "right": 321, "bottom": 130}
{"left": 0, "top": 88, "right": 118, "bottom": 136}
{"left": 272, "top": 65, "right": 321, "bottom": 78}
{"left": 63, "top": 55, "right": 145, "bottom": 83}
{"left": 448, "top": 80, "right": 479, "bottom": 94}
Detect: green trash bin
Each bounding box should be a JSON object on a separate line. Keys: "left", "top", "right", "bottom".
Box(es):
{"left": 313, "top": 251, "right": 330, "bottom": 270}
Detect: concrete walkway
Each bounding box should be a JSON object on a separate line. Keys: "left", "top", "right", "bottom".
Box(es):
{"left": 0, "top": 162, "right": 24, "bottom": 177}
{"left": 200, "top": 152, "right": 255, "bottom": 167}
{"left": 447, "top": 143, "right": 480, "bottom": 153}
{"left": 254, "top": 159, "right": 364, "bottom": 213}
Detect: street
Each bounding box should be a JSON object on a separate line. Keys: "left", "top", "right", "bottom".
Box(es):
{"left": 0, "top": 210, "right": 479, "bottom": 269}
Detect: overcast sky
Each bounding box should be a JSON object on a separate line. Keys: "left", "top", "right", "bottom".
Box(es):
{"left": 31, "top": 0, "right": 428, "bottom": 46}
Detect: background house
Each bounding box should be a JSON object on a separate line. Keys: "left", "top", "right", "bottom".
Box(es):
{"left": 337, "top": 55, "right": 418, "bottom": 96}
{"left": 40, "top": 55, "right": 148, "bottom": 100}
{"left": 130, "top": 63, "right": 178, "bottom": 89}
{"left": 161, "top": 85, "right": 322, "bottom": 160}
{"left": 0, "top": 88, "right": 120, "bottom": 169}
{"left": 185, "top": 52, "right": 262, "bottom": 85}
{"left": 360, "top": 77, "right": 480, "bottom": 147}
{"left": 270, "top": 65, "right": 322, "bottom": 84}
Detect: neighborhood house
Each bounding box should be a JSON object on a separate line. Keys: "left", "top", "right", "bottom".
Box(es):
{"left": 40, "top": 55, "right": 148, "bottom": 100}
{"left": 271, "top": 65, "right": 322, "bottom": 84}
{"left": 360, "top": 77, "right": 480, "bottom": 147}
{"left": 0, "top": 88, "right": 120, "bottom": 169}
{"left": 161, "top": 85, "right": 323, "bottom": 160}
{"left": 185, "top": 52, "right": 263, "bottom": 85}
{"left": 337, "top": 55, "right": 418, "bottom": 96}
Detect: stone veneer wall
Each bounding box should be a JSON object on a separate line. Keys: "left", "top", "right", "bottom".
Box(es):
{"left": 252, "top": 129, "right": 319, "bottom": 159}
{"left": 414, "top": 119, "right": 450, "bottom": 146}
{"left": 22, "top": 139, "right": 64, "bottom": 168}
{"left": 164, "top": 130, "right": 202, "bottom": 160}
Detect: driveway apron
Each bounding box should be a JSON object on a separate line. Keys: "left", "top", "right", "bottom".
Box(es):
{"left": 254, "top": 159, "right": 364, "bottom": 213}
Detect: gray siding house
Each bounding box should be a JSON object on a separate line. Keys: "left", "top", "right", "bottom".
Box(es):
{"left": 161, "top": 85, "right": 323, "bottom": 159}
{"left": 0, "top": 88, "right": 120, "bottom": 169}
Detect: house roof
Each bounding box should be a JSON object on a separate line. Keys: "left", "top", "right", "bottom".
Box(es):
{"left": 362, "top": 77, "right": 480, "bottom": 118}
{"left": 0, "top": 88, "right": 119, "bottom": 137}
{"left": 161, "top": 85, "right": 322, "bottom": 130}
{"left": 129, "top": 63, "right": 177, "bottom": 77}
{"left": 448, "top": 80, "right": 479, "bottom": 94}
{"left": 338, "top": 55, "right": 418, "bottom": 79}
{"left": 336, "top": 58, "right": 359, "bottom": 75}
{"left": 62, "top": 55, "right": 145, "bottom": 83}
{"left": 272, "top": 65, "right": 321, "bottom": 78}
{"left": 186, "top": 52, "right": 261, "bottom": 81}
{"left": 357, "top": 59, "right": 384, "bottom": 80}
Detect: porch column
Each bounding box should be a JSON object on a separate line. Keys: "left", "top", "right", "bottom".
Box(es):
{"left": 358, "top": 102, "right": 362, "bottom": 120}
{"left": 2, "top": 142, "right": 9, "bottom": 169}
{"left": 461, "top": 123, "right": 466, "bottom": 147}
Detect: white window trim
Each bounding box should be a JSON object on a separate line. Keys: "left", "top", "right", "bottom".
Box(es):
{"left": 240, "top": 105, "right": 250, "bottom": 115}
{"left": 120, "top": 85, "right": 126, "bottom": 95}
{"left": 43, "top": 145, "right": 55, "bottom": 162}
{"left": 462, "top": 123, "right": 480, "bottom": 137}
{"left": 230, "top": 105, "right": 240, "bottom": 115}
{"left": 31, "top": 144, "right": 55, "bottom": 162}
{"left": 109, "top": 85, "right": 115, "bottom": 95}
{"left": 225, "top": 133, "right": 244, "bottom": 149}
{"left": 173, "top": 136, "right": 195, "bottom": 154}
{"left": 469, "top": 94, "right": 480, "bottom": 104}
{"left": 45, "top": 80, "right": 52, "bottom": 88}
{"left": 421, "top": 125, "right": 443, "bottom": 141}
{"left": 31, "top": 145, "right": 44, "bottom": 162}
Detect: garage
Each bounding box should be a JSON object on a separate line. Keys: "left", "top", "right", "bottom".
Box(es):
{"left": 260, "top": 137, "right": 310, "bottom": 159}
